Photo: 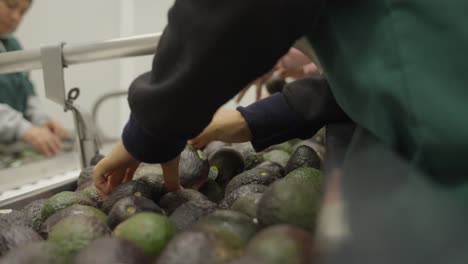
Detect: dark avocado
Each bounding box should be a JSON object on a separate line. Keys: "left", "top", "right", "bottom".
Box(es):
{"left": 0, "top": 209, "right": 27, "bottom": 227}
{"left": 203, "top": 141, "right": 230, "bottom": 158}
{"left": 21, "top": 199, "right": 47, "bottom": 231}
{"left": 219, "top": 184, "right": 267, "bottom": 209}
{"left": 225, "top": 168, "right": 281, "bottom": 196}
{"left": 231, "top": 143, "right": 264, "bottom": 170}
{"left": 179, "top": 145, "right": 210, "bottom": 189}
{"left": 208, "top": 147, "right": 245, "bottom": 187}
{"left": 0, "top": 222, "right": 42, "bottom": 256}
{"left": 231, "top": 193, "right": 263, "bottom": 219}
{"left": 135, "top": 174, "right": 166, "bottom": 201}
{"left": 265, "top": 76, "right": 287, "bottom": 94}
{"left": 74, "top": 237, "right": 150, "bottom": 264}
{"left": 101, "top": 180, "right": 155, "bottom": 213}
{"left": 159, "top": 189, "right": 208, "bottom": 215}
{"left": 169, "top": 199, "right": 217, "bottom": 231}
{"left": 199, "top": 179, "right": 225, "bottom": 203}
{"left": 255, "top": 161, "right": 285, "bottom": 177}
{"left": 107, "top": 196, "right": 165, "bottom": 230}
{"left": 40, "top": 205, "right": 107, "bottom": 239}
{"left": 285, "top": 145, "right": 322, "bottom": 173}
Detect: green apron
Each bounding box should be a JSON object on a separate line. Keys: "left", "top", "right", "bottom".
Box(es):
{"left": 0, "top": 37, "right": 35, "bottom": 116}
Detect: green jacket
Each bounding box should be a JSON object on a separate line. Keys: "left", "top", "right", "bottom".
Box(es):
{"left": 0, "top": 36, "right": 35, "bottom": 115}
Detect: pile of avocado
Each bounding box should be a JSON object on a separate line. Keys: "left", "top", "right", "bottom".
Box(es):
{"left": 0, "top": 137, "right": 325, "bottom": 264}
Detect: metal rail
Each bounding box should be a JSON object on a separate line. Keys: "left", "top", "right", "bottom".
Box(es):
{"left": 0, "top": 32, "right": 162, "bottom": 74}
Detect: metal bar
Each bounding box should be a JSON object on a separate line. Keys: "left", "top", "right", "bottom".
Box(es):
{"left": 0, "top": 32, "right": 162, "bottom": 74}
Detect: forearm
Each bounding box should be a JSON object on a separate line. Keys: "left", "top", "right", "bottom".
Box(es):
{"left": 0, "top": 103, "right": 32, "bottom": 142}
{"left": 25, "top": 96, "right": 50, "bottom": 125}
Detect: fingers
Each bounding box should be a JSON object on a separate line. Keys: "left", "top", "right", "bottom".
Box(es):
{"left": 93, "top": 158, "right": 113, "bottom": 195}
{"left": 188, "top": 126, "right": 215, "bottom": 148}
{"left": 123, "top": 163, "right": 139, "bottom": 183}
{"left": 107, "top": 170, "right": 126, "bottom": 194}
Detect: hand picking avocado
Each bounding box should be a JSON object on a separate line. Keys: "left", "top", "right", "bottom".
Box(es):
{"left": 179, "top": 145, "right": 210, "bottom": 189}
{"left": 208, "top": 147, "right": 245, "bottom": 187}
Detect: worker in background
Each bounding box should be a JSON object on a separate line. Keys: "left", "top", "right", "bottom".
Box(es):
{"left": 93, "top": 1, "right": 468, "bottom": 262}
{"left": 0, "top": 0, "right": 67, "bottom": 157}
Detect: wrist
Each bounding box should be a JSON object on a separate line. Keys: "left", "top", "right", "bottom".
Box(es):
{"left": 233, "top": 110, "right": 252, "bottom": 141}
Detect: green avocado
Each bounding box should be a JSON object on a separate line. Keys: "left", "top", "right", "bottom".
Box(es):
{"left": 80, "top": 185, "right": 104, "bottom": 209}
{"left": 107, "top": 195, "right": 165, "bottom": 230}
{"left": 203, "top": 141, "right": 230, "bottom": 158}
{"left": 74, "top": 237, "right": 150, "bottom": 264}
{"left": 225, "top": 168, "right": 281, "bottom": 196}
{"left": 284, "top": 167, "right": 323, "bottom": 193}
{"left": 101, "top": 180, "right": 155, "bottom": 213}
{"left": 285, "top": 145, "right": 322, "bottom": 173}
{"left": 219, "top": 184, "right": 267, "bottom": 209}
{"left": 179, "top": 145, "right": 210, "bottom": 189}
{"left": 208, "top": 147, "right": 245, "bottom": 187}
{"left": 159, "top": 189, "right": 208, "bottom": 215}
{"left": 21, "top": 199, "right": 47, "bottom": 231}
{"left": 48, "top": 215, "right": 111, "bottom": 261}
{"left": 40, "top": 191, "right": 93, "bottom": 223}
{"left": 113, "top": 212, "right": 176, "bottom": 257}
{"left": 245, "top": 225, "right": 314, "bottom": 264}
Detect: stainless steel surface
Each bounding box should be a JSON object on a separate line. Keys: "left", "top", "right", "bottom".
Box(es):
{"left": 0, "top": 32, "right": 162, "bottom": 74}
{"left": 41, "top": 43, "right": 67, "bottom": 108}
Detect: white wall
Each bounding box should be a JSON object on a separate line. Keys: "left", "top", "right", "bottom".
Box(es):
{"left": 14, "top": 0, "right": 256, "bottom": 140}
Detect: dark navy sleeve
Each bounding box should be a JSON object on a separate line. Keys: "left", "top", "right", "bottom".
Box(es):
{"left": 237, "top": 77, "right": 349, "bottom": 152}
{"left": 122, "top": 114, "right": 186, "bottom": 163}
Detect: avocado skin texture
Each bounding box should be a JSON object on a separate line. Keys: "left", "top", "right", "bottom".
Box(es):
{"left": 225, "top": 168, "right": 281, "bottom": 196}
{"left": 21, "top": 199, "right": 47, "bottom": 231}
{"left": 101, "top": 180, "right": 155, "bottom": 213}
{"left": 80, "top": 185, "right": 104, "bottom": 209}
{"left": 159, "top": 189, "right": 208, "bottom": 215}
{"left": 170, "top": 199, "right": 217, "bottom": 231}
{"left": 0, "top": 210, "right": 28, "bottom": 227}
{"left": 0, "top": 222, "right": 43, "bottom": 257}
{"left": 245, "top": 225, "right": 314, "bottom": 264}
{"left": 285, "top": 145, "right": 322, "bottom": 174}
{"left": 74, "top": 237, "right": 150, "bottom": 264}
{"left": 203, "top": 141, "right": 230, "bottom": 158}
{"left": 209, "top": 147, "right": 245, "bottom": 187}
{"left": 179, "top": 145, "right": 209, "bottom": 189}
{"left": 219, "top": 184, "right": 267, "bottom": 209}
{"left": 199, "top": 179, "right": 225, "bottom": 203}
{"left": 262, "top": 150, "right": 290, "bottom": 168}
{"left": 41, "top": 192, "right": 93, "bottom": 223}
{"left": 0, "top": 241, "right": 62, "bottom": 264}
{"left": 40, "top": 205, "right": 107, "bottom": 239}
{"left": 48, "top": 215, "right": 111, "bottom": 261}
{"left": 255, "top": 161, "right": 285, "bottom": 177}
{"left": 107, "top": 195, "right": 165, "bottom": 230}
{"left": 231, "top": 193, "right": 263, "bottom": 219}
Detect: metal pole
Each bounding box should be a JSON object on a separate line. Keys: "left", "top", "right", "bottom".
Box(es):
{"left": 0, "top": 32, "right": 162, "bottom": 74}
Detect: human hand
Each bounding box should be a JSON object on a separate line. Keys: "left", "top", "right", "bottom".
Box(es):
{"left": 93, "top": 140, "right": 140, "bottom": 198}
{"left": 161, "top": 155, "right": 183, "bottom": 192}
{"left": 188, "top": 108, "right": 252, "bottom": 149}
{"left": 43, "top": 120, "right": 68, "bottom": 139}
{"left": 21, "top": 126, "right": 62, "bottom": 157}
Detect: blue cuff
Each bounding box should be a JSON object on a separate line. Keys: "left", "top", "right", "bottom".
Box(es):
{"left": 237, "top": 93, "right": 312, "bottom": 152}
{"left": 122, "top": 114, "right": 186, "bottom": 163}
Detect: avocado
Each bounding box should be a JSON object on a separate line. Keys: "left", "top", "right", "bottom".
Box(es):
{"left": 39, "top": 205, "right": 107, "bottom": 238}
{"left": 231, "top": 193, "right": 263, "bottom": 219}
{"left": 74, "top": 237, "right": 150, "bottom": 264}
{"left": 285, "top": 145, "right": 322, "bottom": 173}
{"left": 225, "top": 168, "right": 281, "bottom": 196}
{"left": 264, "top": 141, "right": 294, "bottom": 155}
{"left": 219, "top": 184, "right": 267, "bottom": 209}
{"left": 48, "top": 215, "right": 111, "bottom": 261}
{"left": 0, "top": 222, "right": 42, "bottom": 256}
{"left": 203, "top": 140, "right": 230, "bottom": 158}
{"left": 21, "top": 199, "right": 47, "bottom": 231}
{"left": 40, "top": 191, "right": 93, "bottom": 223}
{"left": 208, "top": 147, "right": 245, "bottom": 187}
{"left": 0, "top": 242, "right": 62, "bottom": 264}
{"left": 199, "top": 178, "right": 225, "bottom": 203}
{"left": 75, "top": 180, "right": 93, "bottom": 191}
{"left": 262, "top": 149, "right": 290, "bottom": 168}
{"left": 77, "top": 166, "right": 94, "bottom": 188}
{"left": 0, "top": 209, "right": 27, "bottom": 227}
{"left": 159, "top": 189, "right": 208, "bottom": 214}
{"left": 293, "top": 139, "right": 325, "bottom": 161}
{"left": 179, "top": 145, "right": 210, "bottom": 189}
{"left": 265, "top": 76, "right": 287, "bottom": 94}
{"left": 107, "top": 196, "right": 165, "bottom": 230}
{"left": 227, "top": 256, "right": 268, "bottom": 264}
{"left": 169, "top": 199, "right": 217, "bottom": 231}
{"left": 157, "top": 229, "right": 242, "bottom": 264}
{"left": 245, "top": 225, "right": 314, "bottom": 264}
{"left": 101, "top": 180, "right": 155, "bottom": 213}
{"left": 255, "top": 161, "right": 285, "bottom": 177}
{"left": 113, "top": 212, "right": 176, "bottom": 257}
{"left": 257, "top": 178, "right": 321, "bottom": 232}
{"left": 284, "top": 167, "right": 323, "bottom": 193}
{"left": 135, "top": 174, "right": 166, "bottom": 200}
{"left": 194, "top": 210, "right": 257, "bottom": 245}
{"left": 231, "top": 143, "right": 264, "bottom": 170}
{"left": 80, "top": 185, "right": 104, "bottom": 208}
